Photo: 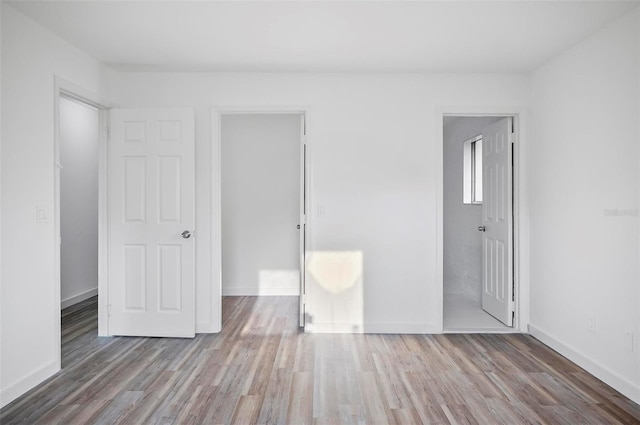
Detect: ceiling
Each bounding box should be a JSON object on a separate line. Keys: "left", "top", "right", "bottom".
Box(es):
{"left": 7, "top": 1, "right": 639, "bottom": 73}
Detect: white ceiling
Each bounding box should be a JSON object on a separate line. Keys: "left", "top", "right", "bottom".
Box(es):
{"left": 7, "top": 1, "right": 639, "bottom": 73}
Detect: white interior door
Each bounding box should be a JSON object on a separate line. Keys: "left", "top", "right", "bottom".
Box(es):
{"left": 108, "top": 109, "right": 195, "bottom": 337}
{"left": 481, "top": 117, "right": 514, "bottom": 326}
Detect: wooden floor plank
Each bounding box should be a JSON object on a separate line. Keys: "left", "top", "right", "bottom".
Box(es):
{"left": 1, "top": 296, "right": 639, "bottom": 425}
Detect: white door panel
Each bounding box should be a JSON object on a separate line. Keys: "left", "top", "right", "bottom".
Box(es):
{"left": 109, "top": 109, "right": 195, "bottom": 337}
{"left": 481, "top": 117, "right": 513, "bottom": 327}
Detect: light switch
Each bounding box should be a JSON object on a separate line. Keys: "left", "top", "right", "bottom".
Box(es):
{"left": 36, "top": 205, "right": 49, "bottom": 223}
{"left": 624, "top": 330, "right": 634, "bottom": 352}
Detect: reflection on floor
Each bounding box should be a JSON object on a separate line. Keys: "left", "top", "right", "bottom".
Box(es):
{"left": 444, "top": 293, "right": 511, "bottom": 332}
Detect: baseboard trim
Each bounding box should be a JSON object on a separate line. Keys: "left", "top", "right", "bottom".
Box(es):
{"left": 305, "top": 322, "right": 363, "bottom": 333}
{"left": 61, "top": 287, "right": 98, "bottom": 309}
{"left": 363, "top": 322, "right": 438, "bottom": 334}
{"left": 529, "top": 324, "right": 640, "bottom": 404}
{"left": 196, "top": 322, "right": 218, "bottom": 334}
{"left": 222, "top": 287, "right": 300, "bottom": 296}
{"left": 306, "top": 322, "right": 437, "bottom": 334}
{"left": 0, "top": 360, "right": 59, "bottom": 409}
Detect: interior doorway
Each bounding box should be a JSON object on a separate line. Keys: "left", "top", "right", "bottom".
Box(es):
{"left": 57, "top": 94, "right": 102, "bottom": 365}
{"left": 54, "top": 77, "right": 109, "bottom": 369}
{"left": 220, "top": 113, "right": 306, "bottom": 327}
{"left": 442, "top": 116, "right": 516, "bottom": 332}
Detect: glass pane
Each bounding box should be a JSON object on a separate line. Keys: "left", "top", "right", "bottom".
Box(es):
{"left": 462, "top": 139, "right": 472, "bottom": 204}
{"left": 474, "top": 139, "right": 483, "bottom": 203}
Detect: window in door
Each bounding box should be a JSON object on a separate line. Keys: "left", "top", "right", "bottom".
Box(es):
{"left": 463, "top": 135, "right": 483, "bottom": 204}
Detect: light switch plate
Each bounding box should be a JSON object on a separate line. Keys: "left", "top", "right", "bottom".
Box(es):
{"left": 36, "top": 205, "right": 49, "bottom": 223}
{"left": 624, "top": 330, "right": 634, "bottom": 352}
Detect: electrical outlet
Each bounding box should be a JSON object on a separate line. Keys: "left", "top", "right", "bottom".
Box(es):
{"left": 624, "top": 330, "right": 634, "bottom": 352}
{"left": 587, "top": 313, "right": 597, "bottom": 334}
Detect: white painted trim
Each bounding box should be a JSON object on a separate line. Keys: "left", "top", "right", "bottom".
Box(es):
{"left": 529, "top": 324, "right": 640, "bottom": 405}
{"left": 306, "top": 322, "right": 438, "bottom": 334}
{"left": 56, "top": 77, "right": 111, "bottom": 110}
{"left": 213, "top": 106, "right": 309, "bottom": 115}
{"left": 210, "top": 109, "right": 223, "bottom": 333}
{"left": 53, "top": 79, "right": 63, "bottom": 382}
{"left": 634, "top": 8, "right": 640, "bottom": 392}
{"left": 299, "top": 114, "right": 307, "bottom": 328}
{"left": 195, "top": 322, "right": 216, "bottom": 333}
{"left": 61, "top": 287, "right": 98, "bottom": 309}
{"left": 97, "top": 109, "right": 109, "bottom": 337}
{"left": 211, "top": 106, "right": 312, "bottom": 334}
{"left": 436, "top": 106, "right": 530, "bottom": 334}
{"left": 363, "top": 322, "right": 439, "bottom": 334}
{"left": 222, "top": 287, "right": 301, "bottom": 296}
{"left": 0, "top": 360, "right": 59, "bottom": 409}
{"left": 305, "top": 323, "right": 363, "bottom": 334}
{"left": 443, "top": 328, "right": 517, "bottom": 334}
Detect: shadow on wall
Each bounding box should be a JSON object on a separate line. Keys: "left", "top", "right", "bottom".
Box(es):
{"left": 305, "top": 251, "right": 363, "bottom": 333}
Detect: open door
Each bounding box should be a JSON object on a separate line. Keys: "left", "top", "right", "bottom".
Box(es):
{"left": 481, "top": 117, "right": 514, "bottom": 326}
{"left": 108, "top": 109, "right": 196, "bottom": 337}
{"left": 299, "top": 115, "right": 307, "bottom": 328}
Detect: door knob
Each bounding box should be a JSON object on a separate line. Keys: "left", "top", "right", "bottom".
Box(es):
{"left": 181, "top": 230, "right": 191, "bottom": 239}
{"left": 297, "top": 225, "right": 301, "bottom": 229}
{"left": 478, "top": 226, "right": 486, "bottom": 232}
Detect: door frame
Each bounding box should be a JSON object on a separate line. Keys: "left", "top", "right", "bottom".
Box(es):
{"left": 436, "top": 106, "right": 530, "bottom": 333}
{"left": 53, "top": 77, "right": 111, "bottom": 369}
{"left": 211, "top": 107, "right": 311, "bottom": 332}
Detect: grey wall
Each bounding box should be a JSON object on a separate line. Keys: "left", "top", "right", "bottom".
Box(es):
{"left": 221, "top": 114, "right": 301, "bottom": 295}
{"left": 443, "top": 116, "right": 501, "bottom": 302}
{"left": 60, "top": 96, "right": 99, "bottom": 306}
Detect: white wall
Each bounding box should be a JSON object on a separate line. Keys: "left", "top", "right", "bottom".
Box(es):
{"left": 529, "top": 8, "right": 640, "bottom": 403}
{"left": 221, "top": 114, "right": 301, "bottom": 296}
{"left": 443, "top": 117, "right": 500, "bottom": 302}
{"left": 0, "top": 4, "right": 110, "bottom": 408}
{"left": 110, "top": 71, "right": 529, "bottom": 333}
{"left": 3, "top": 0, "right": 640, "bottom": 410}
{"left": 59, "top": 97, "right": 99, "bottom": 308}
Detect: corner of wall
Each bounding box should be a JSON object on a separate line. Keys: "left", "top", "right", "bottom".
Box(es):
{"left": 0, "top": 361, "right": 59, "bottom": 409}
{"left": 529, "top": 5, "right": 640, "bottom": 404}
{"left": 529, "top": 324, "right": 640, "bottom": 405}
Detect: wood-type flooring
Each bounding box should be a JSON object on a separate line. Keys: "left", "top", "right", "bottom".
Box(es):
{"left": 1, "top": 296, "right": 639, "bottom": 424}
